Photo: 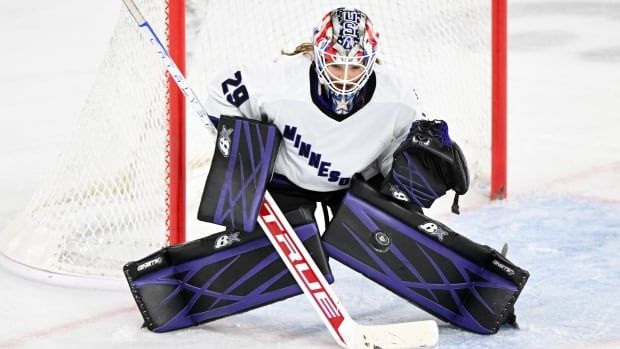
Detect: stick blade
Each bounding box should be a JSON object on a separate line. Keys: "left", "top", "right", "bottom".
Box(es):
{"left": 341, "top": 319, "right": 438, "bottom": 349}
{"left": 501, "top": 242, "right": 509, "bottom": 257}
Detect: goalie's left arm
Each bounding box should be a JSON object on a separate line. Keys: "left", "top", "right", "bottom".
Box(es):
{"left": 380, "top": 119, "right": 469, "bottom": 213}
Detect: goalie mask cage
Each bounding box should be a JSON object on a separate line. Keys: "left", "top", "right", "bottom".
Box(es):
{"left": 0, "top": 0, "right": 506, "bottom": 281}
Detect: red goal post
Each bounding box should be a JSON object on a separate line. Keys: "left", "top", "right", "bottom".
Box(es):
{"left": 168, "top": 0, "right": 186, "bottom": 245}
{"left": 492, "top": 0, "right": 508, "bottom": 200}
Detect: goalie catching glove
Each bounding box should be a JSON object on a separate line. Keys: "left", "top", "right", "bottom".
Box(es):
{"left": 381, "top": 119, "right": 469, "bottom": 213}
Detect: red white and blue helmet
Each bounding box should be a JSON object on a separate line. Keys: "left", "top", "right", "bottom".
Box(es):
{"left": 313, "top": 8, "right": 379, "bottom": 99}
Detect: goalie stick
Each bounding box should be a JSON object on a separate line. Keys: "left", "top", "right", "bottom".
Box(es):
{"left": 121, "top": 1, "right": 439, "bottom": 347}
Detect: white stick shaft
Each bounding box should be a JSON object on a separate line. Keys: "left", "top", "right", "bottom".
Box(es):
{"left": 121, "top": 0, "right": 216, "bottom": 137}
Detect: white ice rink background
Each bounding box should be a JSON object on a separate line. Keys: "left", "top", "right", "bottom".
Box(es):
{"left": 0, "top": 1, "right": 619, "bottom": 348}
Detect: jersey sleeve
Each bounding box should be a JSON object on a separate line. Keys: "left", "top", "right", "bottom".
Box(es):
{"left": 376, "top": 88, "right": 428, "bottom": 177}
{"left": 203, "top": 64, "right": 269, "bottom": 124}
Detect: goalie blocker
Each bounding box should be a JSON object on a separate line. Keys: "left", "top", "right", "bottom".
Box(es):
{"left": 323, "top": 177, "right": 529, "bottom": 334}
{"left": 197, "top": 115, "right": 281, "bottom": 232}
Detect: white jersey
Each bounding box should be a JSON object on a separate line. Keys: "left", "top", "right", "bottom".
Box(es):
{"left": 204, "top": 54, "right": 425, "bottom": 192}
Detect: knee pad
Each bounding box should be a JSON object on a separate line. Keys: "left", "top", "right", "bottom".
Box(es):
{"left": 322, "top": 178, "right": 529, "bottom": 334}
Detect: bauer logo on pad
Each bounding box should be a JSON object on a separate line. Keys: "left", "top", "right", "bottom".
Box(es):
{"left": 418, "top": 222, "right": 448, "bottom": 242}
{"left": 389, "top": 185, "right": 410, "bottom": 202}
{"left": 214, "top": 232, "right": 241, "bottom": 249}
{"left": 217, "top": 125, "right": 233, "bottom": 158}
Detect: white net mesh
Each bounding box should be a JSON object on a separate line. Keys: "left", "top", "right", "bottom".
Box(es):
{"left": 0, "top": 0, "right": 496, "bottom": 281}
{"left": 1, "top": 1, "right": 183, "bottom": 279}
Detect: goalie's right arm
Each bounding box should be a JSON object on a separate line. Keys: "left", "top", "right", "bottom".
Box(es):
{"left": 203, "top": 65, "right": 267, "bottom": 123}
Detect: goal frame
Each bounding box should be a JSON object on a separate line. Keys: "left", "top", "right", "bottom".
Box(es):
{"left": 168, "top": 0, "right": 508, "bottom": 243}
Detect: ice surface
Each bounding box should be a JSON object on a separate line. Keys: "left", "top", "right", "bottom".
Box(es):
{"left": 0, "top": 1, "right": 619, "bottom": 348}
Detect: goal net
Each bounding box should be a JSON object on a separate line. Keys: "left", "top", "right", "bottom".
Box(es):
{"left": 0, "top": 1, "right": 201, "bottom": 281}
{"left": 0, "top": 0, "right": 505, "bottom": 281}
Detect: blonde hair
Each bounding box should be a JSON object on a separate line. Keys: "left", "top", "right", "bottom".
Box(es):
{"left": 281, "top": 42, "right": 381, "bottom": 64}
{"left": 281, "top": 42, "right": 314, "bottom": 58}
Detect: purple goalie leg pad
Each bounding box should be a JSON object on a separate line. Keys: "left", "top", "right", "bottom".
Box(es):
{"left": 124, "top": 223, "right": 332, "bottom": 332}
{"left": 322, "top": 178, "right": 529, "bottom": 334}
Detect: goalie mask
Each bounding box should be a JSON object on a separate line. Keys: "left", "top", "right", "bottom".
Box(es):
{"left": 313, "top": 8, "right": 379, "bottom": 115}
